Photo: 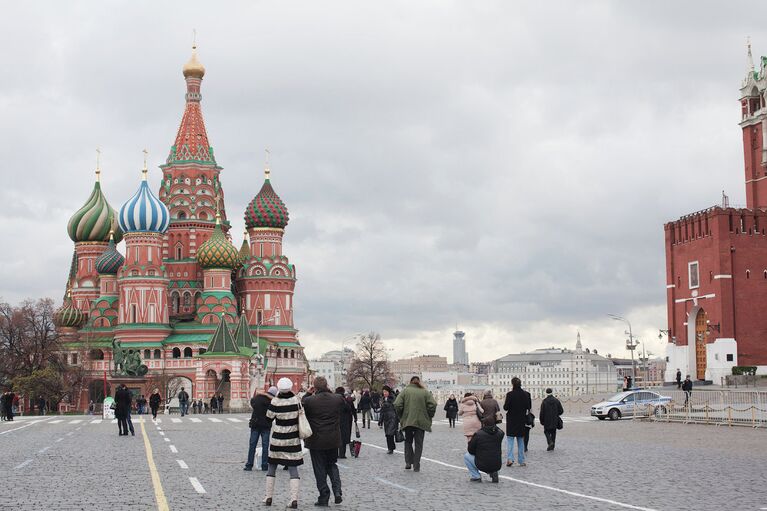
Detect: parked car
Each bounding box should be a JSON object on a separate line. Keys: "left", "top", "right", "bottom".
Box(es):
{"left": 590, "top": 390, "right": 671, "bottom": 420}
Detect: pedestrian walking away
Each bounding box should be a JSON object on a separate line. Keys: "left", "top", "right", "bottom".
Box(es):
{"left": 37, "top": 396, "right": 46, "bottom": 416}
{"left": 210, "top": 394, "right": 217, "bottom": 414}
{"left": 370, "top": 389, "right": 381, "bottom": 424}
{"left": 336, "top": 387, "right": 354, "bottom": 459}
{"left": 217, "top": 393, "right": 224, "bottom": 413}
{"left": 443, "top": 394, "right": 459, "bottom": 428}
{"left": 303, "top": 376, "right": 346, "bottom": 506}
{"left": 676, "top": 369, "right": 682, "bottom": 390}
{"left": 464, "top": 415, "right": 504, "bottom": 483}
{"left": 114, "top": 384, "right": 133, "bottom": 436}
{"left": 458, "top": 393, "right": 483, "bottom": 442}
{"left": 378, "top": 386, "right": 399, "bottom": 453}
{"left": 393, "top": 376, "right": 437, "bottom": 472}
{"left": 357, "top": 390, "right": 372, "bottom": 428}
{"left": 539, "top": 388, "right": 564, "bottom": 451}
{"left": 178, "top": 387, "right": 190, "bottom": 417}
{"left": 264, "top": 378, "right": 303, "bottom": 508}
{"left": 682, "top": 375, "right": 693, "bottom": 406}
{"left": 503, "top": 377, "right": 531, "bottom": 467}
{"left": 523, "top": 389, "right": 533, "bottom": 452}
{"left": 149, "top": 389, "right": 162, "bottom": 420}
{"left": 244, "top": 386, "right": 277, "bottom": 472}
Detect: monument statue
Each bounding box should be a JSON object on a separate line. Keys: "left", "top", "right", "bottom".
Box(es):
{"left": 112, "top": 340, "right": 148, "bottom": 376}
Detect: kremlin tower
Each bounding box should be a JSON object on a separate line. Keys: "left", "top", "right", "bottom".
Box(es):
{"left": 55, "top": 45, "right": 307, "bottom": 411}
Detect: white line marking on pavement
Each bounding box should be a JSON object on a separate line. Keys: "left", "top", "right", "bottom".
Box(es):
{"left": 69, "top": 420, "right": 82, "bottom": 424}
{"left": 171, "top": 418, "right": 182, "bottom": 423}
{"left": 14, "top": 459, "right": 33, "bottom": 470}
{"left": 49, "top": 420, "right": 64, "bottom": 424}
{"left": 164, "top": 438, "right": 170, "bottom": 442}
{"left": 38, "top": 446, "right": 51, "bottom": 454}
{"left": 190, "top": 418, "right": 201, "bottom": 423}
{"left": 0, "top": 422, "right": 36, "bottom": 434}
{"left": 66, "top": 432, "right": 74, "bottom": 436}
{"left": 208, "top": 418, "right": 222, "bottom": 422}
{"left": 189, "top": 477, "right": 206, "bottom": 494}
{"left": 177, "top": 459, "right": 188, "bottom": 469}
{"left": 111, "top": 419, "right": 117, "bottom": 424}
{"left": 55, "top": 438, "right": 63, "bottom": 442}
{"left": 374, "top": 477, "right": 415, "bottom": 492}
{"left": 90, "top": 419, "right": 102, "bottom": 424}
{"left": 363, "top": 442, "right": 659, "bottom": 511}
{"left": 170, "top": 445, "right": 178, "bottom": 453}
{"left": 158, "top": 431, "right": 165, "bottom": 436}
{"left": 227, "top": 418, "right": 242, "bottom": 422}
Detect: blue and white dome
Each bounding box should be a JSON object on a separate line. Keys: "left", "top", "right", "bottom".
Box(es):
{"left": 118, "top": 174, "right": 170, "bottom": 234}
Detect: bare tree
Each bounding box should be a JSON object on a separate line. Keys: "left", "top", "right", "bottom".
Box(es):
{"left": 345, "top": 332, "right": 393, "bottom": 391}
{"left": 0, "top": 298, "right": 60, "bottom": 383}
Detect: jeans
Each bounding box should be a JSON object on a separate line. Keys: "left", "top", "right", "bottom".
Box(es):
{"left": 180, "top": 401, "right": 189, "bottom": 416}
{"left": 544, "top": 428, "right": 557, "bottom": 448}
{"left": 403, "top": 427, "right": 425, "bottom": 468}
{"left": 506, "top": 436, "right": 525, "bottom": 464}
{"left": 246, "top": 428, "right": 270, "bottom": 470}
{"left": 310, "top": 449, "right": 342, "bottom": 502}
{"left": 684, "top": 391, "right": 691, "bottom": 405}
{"left": 463, "top": 452, "right": 481, "bottom": 479}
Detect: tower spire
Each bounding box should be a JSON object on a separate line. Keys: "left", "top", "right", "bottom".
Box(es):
{"left": 264, "top": 147, "right": 271, "bottom": 180}
{"left": 142, "top": 149, "right": 149, "bottom": 180}
{"left": 95, "top": 147, "right": 101, "bottom": 182}
{"left": 747, "top": 36, "right": 755, "bottom": 75}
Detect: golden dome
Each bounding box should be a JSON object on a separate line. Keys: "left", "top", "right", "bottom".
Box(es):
{"left": 183, "top": 46, "right": 205, "bottom": 79}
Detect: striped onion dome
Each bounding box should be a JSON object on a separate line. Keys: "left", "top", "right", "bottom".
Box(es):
{"left": 54, "top": 294, "right": 85, "bottom": 328}
{"left": 196, "top": 217, "right": 239, "bottom": 269}
{"left": 67, "top": 178, "right": 123, "bottom": 243}
{"left": 95, "top": 233, "right": 124, "bottom": 274}
{"left": 118, "top": 171, "right": 170, "bottom": 234}
{"left": 244, "top": 169, "right": 289, "bottom": 230}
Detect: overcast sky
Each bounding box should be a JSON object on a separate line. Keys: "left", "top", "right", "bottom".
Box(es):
{"left": 0, "top": 2, "right": 760, "bottom": 362}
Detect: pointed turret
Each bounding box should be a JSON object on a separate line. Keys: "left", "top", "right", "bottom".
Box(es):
{"left": 233, "top": 311, "right": 255, "bottom": 351}
{"left": 576, "top": 332, "right": 582, "bottom": 352}
{"left": 206, "top": 316, "right": 239, "bottom": 353}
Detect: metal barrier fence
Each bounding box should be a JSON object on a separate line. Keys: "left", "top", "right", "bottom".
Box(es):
{"left": 638, "top": 389, "right": 767, "bottom": 428}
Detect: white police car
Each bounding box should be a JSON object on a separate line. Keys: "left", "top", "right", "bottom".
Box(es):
{"left": 590, "top": 390, "right": 671, "bottom": 420}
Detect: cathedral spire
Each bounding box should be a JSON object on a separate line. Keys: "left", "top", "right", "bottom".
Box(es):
{"left": 747, "top": 36, "right": 755, "bottom": 75}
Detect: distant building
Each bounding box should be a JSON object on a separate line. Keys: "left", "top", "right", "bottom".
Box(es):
{"left": 488, "top": 334, "right": 619, "bottom": 398}
{"left": 390, "top": 354, "right": 448, "bottom": 386}
{"left": 453, "top": 330, "right": 469, "bottom": 365}
{"left": 312, "top": 348, "right": 355, "bottom": 389}
{"left": 308, "top": 360, "right": 337, "bottom": 389}
{"left": 469, "top": 362, "right": 492, "bottom": 375}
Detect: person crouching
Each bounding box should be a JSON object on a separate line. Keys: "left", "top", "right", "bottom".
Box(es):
{"left": 464, "top": 415, "right": 504, "bottom": 483}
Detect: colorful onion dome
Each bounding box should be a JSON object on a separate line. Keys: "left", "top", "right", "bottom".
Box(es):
{"left": 95, "top": 232, "right": 124, "bottom": 274}
{"left": 67, "top": 171, "right": 123, "bottom": 243}
{"left": 244, "top": 167, "right": 289, "bottom": 229}
{"left": 197, "top": 216, "right": 240, "bottom": 269}
{"left": 118, "top": 167, "right": 170, "bottom": 234}
{"left": 183, "top": 45, "right": 205, "bottom": 79}
{"left": 54, "top": 292, "right": 85, "bottom": 328}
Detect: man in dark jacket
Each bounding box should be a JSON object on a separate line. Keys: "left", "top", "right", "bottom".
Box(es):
{"left": 503, "top": 377, "right": 531, "bottom": 466}
{"left": 178, "top": 387, "right": 189, "bottom": 416}
{"left": 539, "top": 388, "right": 564, "bottom": 451}
{"left": 245, "top": 386, "right": 277, "bottom": 471}
{"left": 682, "top": 375, "right": 693, "bottom": 405}
{"left": 675, "top": 369, "right": 682, "bottom": 389}
{"left": 115, "top": 384, "right": 133, "bottom": 436}
{"left": 303, "top": 377, "right": 347, "bottom": 506}
{"left": 357, "top": 390, "right": 372, "bottom": 428}
{"left": 465, "top": 415, "right": 504, "bottom": 482}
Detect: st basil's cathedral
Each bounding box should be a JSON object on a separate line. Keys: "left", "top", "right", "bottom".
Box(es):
{"left": 53, "top": 46, "right": 307, "bottom": 411}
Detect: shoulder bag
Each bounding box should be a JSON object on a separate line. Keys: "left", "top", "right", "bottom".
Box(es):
{"left": 525, "top": 411, "right": 535, "bottom": 428}
{"left": 297, "top": 400, "right": 313, "bottom": 439}
{"left": 395, "top": 428, "right": 405, "bottom": 443}
{"left": 556, "top": 416, "right": 563, "bottom": 430}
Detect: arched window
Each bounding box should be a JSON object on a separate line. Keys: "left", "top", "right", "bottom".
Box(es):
{"left": 89, "top": 349, "right": 105, "bottom": 360}
{"left": 183, "top": 347, "right": 193, "bottom": 358}
{"left": 183, "top": 293, "right": 191, "bottom": 307}
{"left": 178, "top": 211, "right": 187, "bottom": 220}
{"left": 747, "top": 270, "right": 751, "bottom": 279}
{"left": 144, "top": 349, "right": 151, "bottom": 359}
{"left": 172, "top": 347, "right": 181, "bottom": 359}
{"left": 290, "top": 349, "right": 295, "bottom": 359}
{"left": 171, "top": 293, "right": 180, "bottom": 314}
{"left": 199, "top": 211, "right": 208, "bottom": 220}
{"left": 276, "top": 349, "right": 282, "bottom": 358}
{"left": 154, "top": 349, "right": 161, "bottom": 359}
{"left": 175, "top": 244, "right": 183, "bottom": 260}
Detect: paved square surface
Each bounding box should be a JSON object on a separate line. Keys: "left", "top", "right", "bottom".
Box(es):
{"left": 1, "top": 413, "right": 765, "bottom": 510}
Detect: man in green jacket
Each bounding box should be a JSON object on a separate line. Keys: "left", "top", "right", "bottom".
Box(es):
{"left": 394, "top": 376, "right": 437, "bottom": 472}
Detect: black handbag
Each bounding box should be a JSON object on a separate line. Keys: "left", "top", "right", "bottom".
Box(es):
{"left": 525, "top": 412, "right": 535, "bottom": 429}
{"left": 395, "top": 429, "right": 405, "bottom": 443}
{"left": 556, "top": 417, "right": 563, "bottom": 430}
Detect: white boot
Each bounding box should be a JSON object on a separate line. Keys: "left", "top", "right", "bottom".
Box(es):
{"left": 263, "top": 475, "right": 275, "bottom": 506}
{"left": 287, "top": 478, "right": 299, "bottom": 509}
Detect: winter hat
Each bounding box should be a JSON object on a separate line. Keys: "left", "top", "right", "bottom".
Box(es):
{"left": 267, "top": 386, "right": 278, "bottom": 397}
{"left": 545, "top": 388, "right": 553, "bottom": 394}
{"left": 277, "top": 377, "right": 293, "bottom": 392}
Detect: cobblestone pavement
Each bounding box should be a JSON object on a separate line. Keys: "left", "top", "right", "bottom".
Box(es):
{"left": 1, "top": 413, "right": 765, "bottom": 510}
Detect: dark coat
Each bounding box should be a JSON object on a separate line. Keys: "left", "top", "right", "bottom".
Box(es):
{"left": 443, "top": 398, "right": 459, "bottom": 419}
{"left": 249, "top": 393, "right": 274, "bottom": 430}
{"left": 503, "top": 388, "right": 531, "bottom": 437}
{"left": 337, "top": 390, "right": 354, "bottom": 444}
{"left": 210, "top": 397, "right": 217, "bottom": 409}
{"left": 346, "top": 396, "right": 357, "bottom": 422}
{"left": 114, "top": 387, "right": 132, "bottom": 419}
{"left": 467, "top": 424, "right": 505, "bottom": 474}
{"left": 357, "top": 392, "right": 372, "bottom": 411}
{"left": 675, "top": 371, "right": 682, "bottom": 383}
{"left": 539, "top": 395, "right": 563, "bottom": 430}
{"left": 682, "top": 379, "right": 693, "bottom": 392}
{"left": 302, "top": 389, "right": 346, "bottom": 450}
{"left": 149, "top": 393, "right": 161, "bottom": 409}
{"left": 480, "top": 398, "right": 500, "bottom": 421}
{"left": 178, "top": 390, "right": 189, "bottom": 403}
{"left": 370, "top": 391, "right": 381, "bottom": 410}
{"left": 378, "top": 395, "right": 399, "bottom": 436}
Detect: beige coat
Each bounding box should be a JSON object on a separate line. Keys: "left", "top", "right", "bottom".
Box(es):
{"left": 458, "top": 395, "right": 484, "bottom": 439}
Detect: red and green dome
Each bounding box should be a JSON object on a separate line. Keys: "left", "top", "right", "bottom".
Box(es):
{"left": 244, "top": 176, "right": 289, "bottom": 230}
{"left": 197, "top": 220, "right": 239, "bottom": 269}
{"left": 67, "top": 179, "right": 123, "bottom": 243}
{"left": 95, "top": 235, "right": 124, "bottom": 275}
{"left": 54, "top": 295, "right": 85, "bottom": 328}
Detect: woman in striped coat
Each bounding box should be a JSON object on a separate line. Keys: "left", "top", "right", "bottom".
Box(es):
{"left": 264, "top": 378, "right": 303, "bottom": 508}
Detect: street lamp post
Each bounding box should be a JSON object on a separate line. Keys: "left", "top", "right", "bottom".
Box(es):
{"left": 609, "top": 314, "right": 638, "bottom": 388}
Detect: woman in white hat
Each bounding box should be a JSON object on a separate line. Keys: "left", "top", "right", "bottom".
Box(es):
{"left": 264, "top": 377, "right": 303, "bottom": 508}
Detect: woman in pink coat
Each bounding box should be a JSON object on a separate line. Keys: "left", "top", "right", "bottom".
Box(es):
{"left": 458, "top": 392, "right": 484, "bottom": 442}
